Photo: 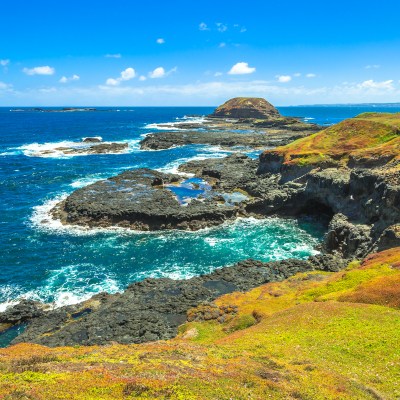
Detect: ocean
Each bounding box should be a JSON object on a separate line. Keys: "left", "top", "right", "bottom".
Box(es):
{"left": 1, "top": 104, "right": 399, "bottom": 310}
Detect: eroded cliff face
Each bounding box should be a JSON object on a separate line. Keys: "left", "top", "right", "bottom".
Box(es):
{"left": 258, "top": 112, "right": 400, "bottom": 256}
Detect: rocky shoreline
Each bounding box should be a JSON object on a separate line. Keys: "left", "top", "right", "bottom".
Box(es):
{"left": 1, "top": 254, "right": 345, "bottom": 347}
{"left": 2, "top": 98, "right": 400, "bottom": 348}
{"left": 140, "top": 114, "right": 321, "bottom": 151}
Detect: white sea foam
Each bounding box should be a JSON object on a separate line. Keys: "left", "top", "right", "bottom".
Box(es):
{"left": 18, "top": 138, "right": 140, "bottom": 158}
{"left": 144, "top": 115, "right": 207, "bottom": 131}
{"left": 132, "top": 263, "right": 210, "bottom": 282}
{"left": 30, "top": 192, "right": 174, "bottom": 237}
{"left": 156, "top": 146, "right": 229, "bottom": 175}
{"left": 0, "top": 286, "right": 21, "bottom": 312}
{"left": 69, "top": 174, "right": 109, "bottom": 189}
{"left": 0, "top": 150, "right": 20, "bottom": 156}
{"left": 30, "top": 193, "right": 132, "bottom": 236}
{"left": 5, "top": 215, "right": 322, "bottom": 309}
{"left": 44, "top": 264, "right": 122, "bottom": 307}
{"left": 0, "top": 267, "right": 123, "bottom": 311}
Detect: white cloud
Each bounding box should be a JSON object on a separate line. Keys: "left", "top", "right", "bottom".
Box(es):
{"left": 219, "top": 42, "right": 226, "bottom": 48}
{"left": 106, "top": 78, "right": 120, "bottom": 86}
{"left": 149, "top": 67, "right": 166, "bottom": 79}
{"left": 214, "top": 72, "right": 223, "bottom": 77}
{"left": 106, "top": 67, "right": 136, "bottom": 85}
{"left": 228, "top": 62, "right": 256, "bottom": 75}
{"left": 199, "top": 22, "right": 209, "bottom": 31}
{"left": 358, "top": 79, "right": 394, "bottom": 90}
{"left": 240, "top": 27, "right": 247, "bottom": 33}
{"left": 306, "top": 73, "right": 316, "bottom": 78}
{"left": 120, "top": 67, "right": 136, "bottom": 81}
{"left": 105, "top": 54, "right": 122, "bottom": 58}
{"left": 0, "top": 59, "right": 10, "bottom": 66}
{"left": 149, "top": 66, "right": 177, "bottom": 79}
{"left": 156, "top": 38, "right": 165, "bottom": 44}
{"left": 293, "top": 73, "right": 302, "bottom": 77}
{"left": 139, "top": 75, "right": 147, "bottom": 81}
{"left": 276, "top": 75, "right": 292, "bottom": 83}
{"left": 23, "top": 66, "right": 55, "bottom": 75}
{"left": 59, "top": 74, "right": 80, "bottom": 83}
{"left": 365, "top": 64, "right": 380, "bottom": 69}
{"left": 216, "top": 22, "right": 227, "bottom": 32}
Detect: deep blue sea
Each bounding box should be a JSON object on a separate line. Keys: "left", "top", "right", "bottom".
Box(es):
{"left": 1, "top": 104, "right": 400, "bottom": 310}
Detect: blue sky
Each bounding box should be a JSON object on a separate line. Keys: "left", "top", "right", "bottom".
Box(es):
{"left": 1, "top": 0, "right": 400, "bottom": 106}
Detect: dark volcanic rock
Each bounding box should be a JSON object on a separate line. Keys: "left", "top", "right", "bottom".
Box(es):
{"left": 4, "top": 255, "right": 344, "bottom": 347}
{"left": 56, "top": 142, "right": 128, "bottom": 155}
{"left": 51, "top": 167, "right": 252, "bottom": 231}
{"left": 210, "top": 97, "right": 281, "bottom": 119}
{"left": 179, "top": 153, "right": 278, "bottom": 196}
{"left": 140, "top": 129, "right": 306, "bottom": 151}
{"left": 258, "top": 154, "right": 400, "bottom": 258}
{"left": 323, "top": 213, "right": 373, "bottom": 259}
{"left": 82, "top": 137, "right": 102, "bottom": 143}
{"left": 0, "top": 300, "right": 44, "bottom": 324}
{"left": 376, "top": 224, "right": 400, "bottom": 251}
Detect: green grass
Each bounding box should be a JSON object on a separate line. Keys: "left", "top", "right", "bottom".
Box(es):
{"left": 1, "top": 248, "right": 400, "bottom": 398}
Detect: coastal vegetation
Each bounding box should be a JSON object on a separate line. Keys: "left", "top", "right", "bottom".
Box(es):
{"left": 268, "top": 112, "right": 400, "bottom": 167}
{"left": 1, "top": 248, "right": 399, "bottom": 399}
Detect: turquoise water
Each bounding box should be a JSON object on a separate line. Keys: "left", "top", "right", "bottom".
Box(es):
{"left": 1, "top": 104, "right": 399, "bottom": 309}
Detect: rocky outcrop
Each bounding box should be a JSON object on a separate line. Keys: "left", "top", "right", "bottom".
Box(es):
{"left": 82, "top": 137, "right": 102, "bottom": 143}
{"left": 50, "top": 166, "right": 256, "bottom": 231}
{"left": 3, "top": 255, "right": 345, "bottom": 347}
{"left": 210, "top": 97, "right": 281, "bottom": 119}
{"left": 257, "top": 113, "right": 400, "bottom": 258}
{"left": 0, "top": 300, "right": 45, "bottom": 324}
{"left": 35, "top": 139, "right": 129, "bottom": 157}
{"left": 323, "top": 214, "right": 373, "bottom": 259}
{"left": 61, "top": 142, "right": 129, "bottom": 155}
{"left": 376, "top": 224, "right": 400, "bottom": 251}
{"left": 140, "top": 129, "right": 307, "bottom": 151}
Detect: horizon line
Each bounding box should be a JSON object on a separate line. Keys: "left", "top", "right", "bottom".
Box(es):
{"left": 2, "top": 101, "right": 400, "bottom": 108}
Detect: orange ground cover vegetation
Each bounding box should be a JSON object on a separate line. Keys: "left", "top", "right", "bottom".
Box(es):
{"left": 0, "top": 247, "right": 399, "bottom": 399}
{"left": 265, "top": 112, "right": 400, "bottom": 167}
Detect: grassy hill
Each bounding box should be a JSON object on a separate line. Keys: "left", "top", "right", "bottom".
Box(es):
{"left": 266, "top": 112, "right": 400, "bottom": 168}
{"left": 1, "top": 247, "right": 399, "bottom": 399}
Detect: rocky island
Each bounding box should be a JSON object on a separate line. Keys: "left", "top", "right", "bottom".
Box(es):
{"left": 140, "top": 97, "right": 321, "bottom": 150}
{"left": 30, "top": 137, "right": 129, "bottom": 157}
